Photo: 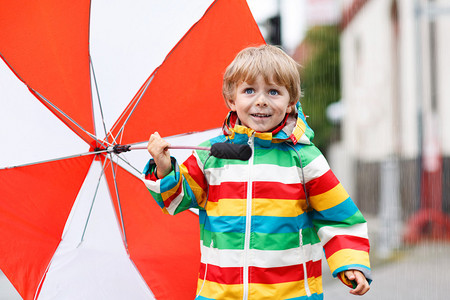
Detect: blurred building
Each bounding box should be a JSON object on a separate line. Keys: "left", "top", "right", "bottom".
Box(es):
{"left": 338, "top": 0, "right": 450, "bottom": 229}
{"left": 306, "top": 0, "right": 342, "bottom": 25}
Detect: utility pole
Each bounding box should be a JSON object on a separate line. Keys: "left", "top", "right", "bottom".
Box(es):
{"left": 267, "top": 0, "right": 282, "bottom": 46}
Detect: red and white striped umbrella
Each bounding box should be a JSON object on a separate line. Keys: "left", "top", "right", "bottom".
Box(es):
{"left": 0, "top": 1, "right": 264, "bottom": 299}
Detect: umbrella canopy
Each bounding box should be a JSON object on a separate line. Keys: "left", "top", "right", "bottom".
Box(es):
{"left": 0, "top": 0, "right": 265, "bottom": 299}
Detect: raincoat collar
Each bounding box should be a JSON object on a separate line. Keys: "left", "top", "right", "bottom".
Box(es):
{"left": 222, "top": 102, "right": 314, "bottom": 147}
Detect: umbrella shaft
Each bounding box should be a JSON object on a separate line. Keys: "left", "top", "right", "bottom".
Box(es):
{"left": 129, "top": 145, "right": 210, "bottom": 151}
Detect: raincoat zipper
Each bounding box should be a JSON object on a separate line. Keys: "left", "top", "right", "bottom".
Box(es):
{"left": 299, "top": 229, "right": 311, "bottom": 297}
{"left": 243, "top": 133, "right": 255, "bottom": 300}
{"left": 195, "top": 240, "right": 214, "bottom": 299}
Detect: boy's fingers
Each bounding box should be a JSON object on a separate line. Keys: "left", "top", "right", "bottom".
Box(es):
{"left": 148, "top": 132, "right": 167, "bottom": 147}
{"left": 349, "top": 271, "right": 370, "bottom": 295}
{"left": 344, "top": 270, "right": 355, "bottom": 280}
{"left": 147, "top": 132, "right": 171, "bottom": 155}
{"left": 149, "top": 131, "right": 159, "bottom": 141}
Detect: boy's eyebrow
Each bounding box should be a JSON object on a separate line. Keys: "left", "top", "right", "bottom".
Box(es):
{"left": 239, "top": 81, "right": 284, "bottom": 89}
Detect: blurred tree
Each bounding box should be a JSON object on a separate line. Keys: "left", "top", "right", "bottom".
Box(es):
{"left": 295, "top": 25, "right": 341, "bottom": 153}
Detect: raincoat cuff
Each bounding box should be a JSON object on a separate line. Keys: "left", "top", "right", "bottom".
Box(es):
{"left": 143, "top": 158, "right": 176, "bottom": 181}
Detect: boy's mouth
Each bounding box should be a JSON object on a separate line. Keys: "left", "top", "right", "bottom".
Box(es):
{"left": 251, "top": 113, "right": 271, "bottom": 118}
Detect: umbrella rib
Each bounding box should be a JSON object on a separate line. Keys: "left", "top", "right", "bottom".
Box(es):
{"left": 1, "top": 51, "right": 103, "bottom": 147}
{"left": 32, "top": 89, "right": 100, "bottom": 145}
{"left": 114, "top": 72, "right": 155, "bottom": 140}
{"left": 77, "top": 158, "right": 108, "bottom": 247}
{"left": 0, "top": 52, "right": 27, "bottom": 83}
{"left": 107, "top": 153, "right": 128, "bottom": 249}
{"left": 90, "top": 55, "right": 110, "bottom": 143}
{"left": 114, "top": 153, "right": 143, "bottom": 176}
{"left": 0, "top": 150, "right": 103, "bottom": 170}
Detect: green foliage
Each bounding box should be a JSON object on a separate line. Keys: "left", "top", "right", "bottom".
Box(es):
{"left": 299, "top": 25, "right": 341, "bottom": 153}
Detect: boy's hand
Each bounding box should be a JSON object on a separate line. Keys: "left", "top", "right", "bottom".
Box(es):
{"left": 343, "top": 270, "right": 370, "bottom": 295}
{"left": 147, "top": 132, "right": 172, "bottom": 179}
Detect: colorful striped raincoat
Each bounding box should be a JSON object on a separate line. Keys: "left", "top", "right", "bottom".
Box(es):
{"left": 142, "top": 103, "right": 371, "bottom": 299}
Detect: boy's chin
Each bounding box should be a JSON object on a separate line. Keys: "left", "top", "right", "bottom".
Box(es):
{"left": 253, "top": 120, "right": 287, "bottom": 133}
{"left": 241, "top": 116, "right": 286, "bottom": 132}
{"left": 249, "top": 124, "right": 278, "bottom": 133}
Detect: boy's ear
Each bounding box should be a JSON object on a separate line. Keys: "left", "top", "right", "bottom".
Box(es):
{"left": 286, "top": 102, "right": 296, "bottom": 114}
{"left": 226, "top": 98, "right": 237, "bottom": 111}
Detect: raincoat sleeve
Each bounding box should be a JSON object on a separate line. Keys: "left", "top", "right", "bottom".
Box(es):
{"left": 304, "top": 145, "right": 372, "bottom": 283}
{"left": 142, "top": 152, "right": 208, "bottom": 215}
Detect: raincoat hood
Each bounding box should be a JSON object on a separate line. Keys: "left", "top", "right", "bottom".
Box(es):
{"left": 222, "top": 101, "right": 315, "bottom": 146}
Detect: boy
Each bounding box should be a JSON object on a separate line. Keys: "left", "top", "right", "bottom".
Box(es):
{"left": 143, "top": 45, "right": 371, "bottom": 299}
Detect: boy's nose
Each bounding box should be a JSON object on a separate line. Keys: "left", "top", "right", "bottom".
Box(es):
{"left": 254, "top": 93, "right": 268, "bottom": 106}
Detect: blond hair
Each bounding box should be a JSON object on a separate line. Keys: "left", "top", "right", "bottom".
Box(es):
{"left": 222, "top": 45, "right": 301, "bottom": 106}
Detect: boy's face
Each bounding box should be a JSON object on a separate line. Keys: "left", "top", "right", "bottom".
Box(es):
{"left": 227, "top": 75, "right": 294, "bottom": 132}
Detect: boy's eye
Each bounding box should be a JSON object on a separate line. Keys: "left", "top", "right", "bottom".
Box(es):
{"left": 269, "top": 89, "right": 279, "bottom": 96}
{"left": 244, "top": 88, "right": 254, "bottom": 94}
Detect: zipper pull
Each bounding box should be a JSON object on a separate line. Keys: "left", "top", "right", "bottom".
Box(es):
{"left": 247, "top": 132, "right": 255, "bottom": 148}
